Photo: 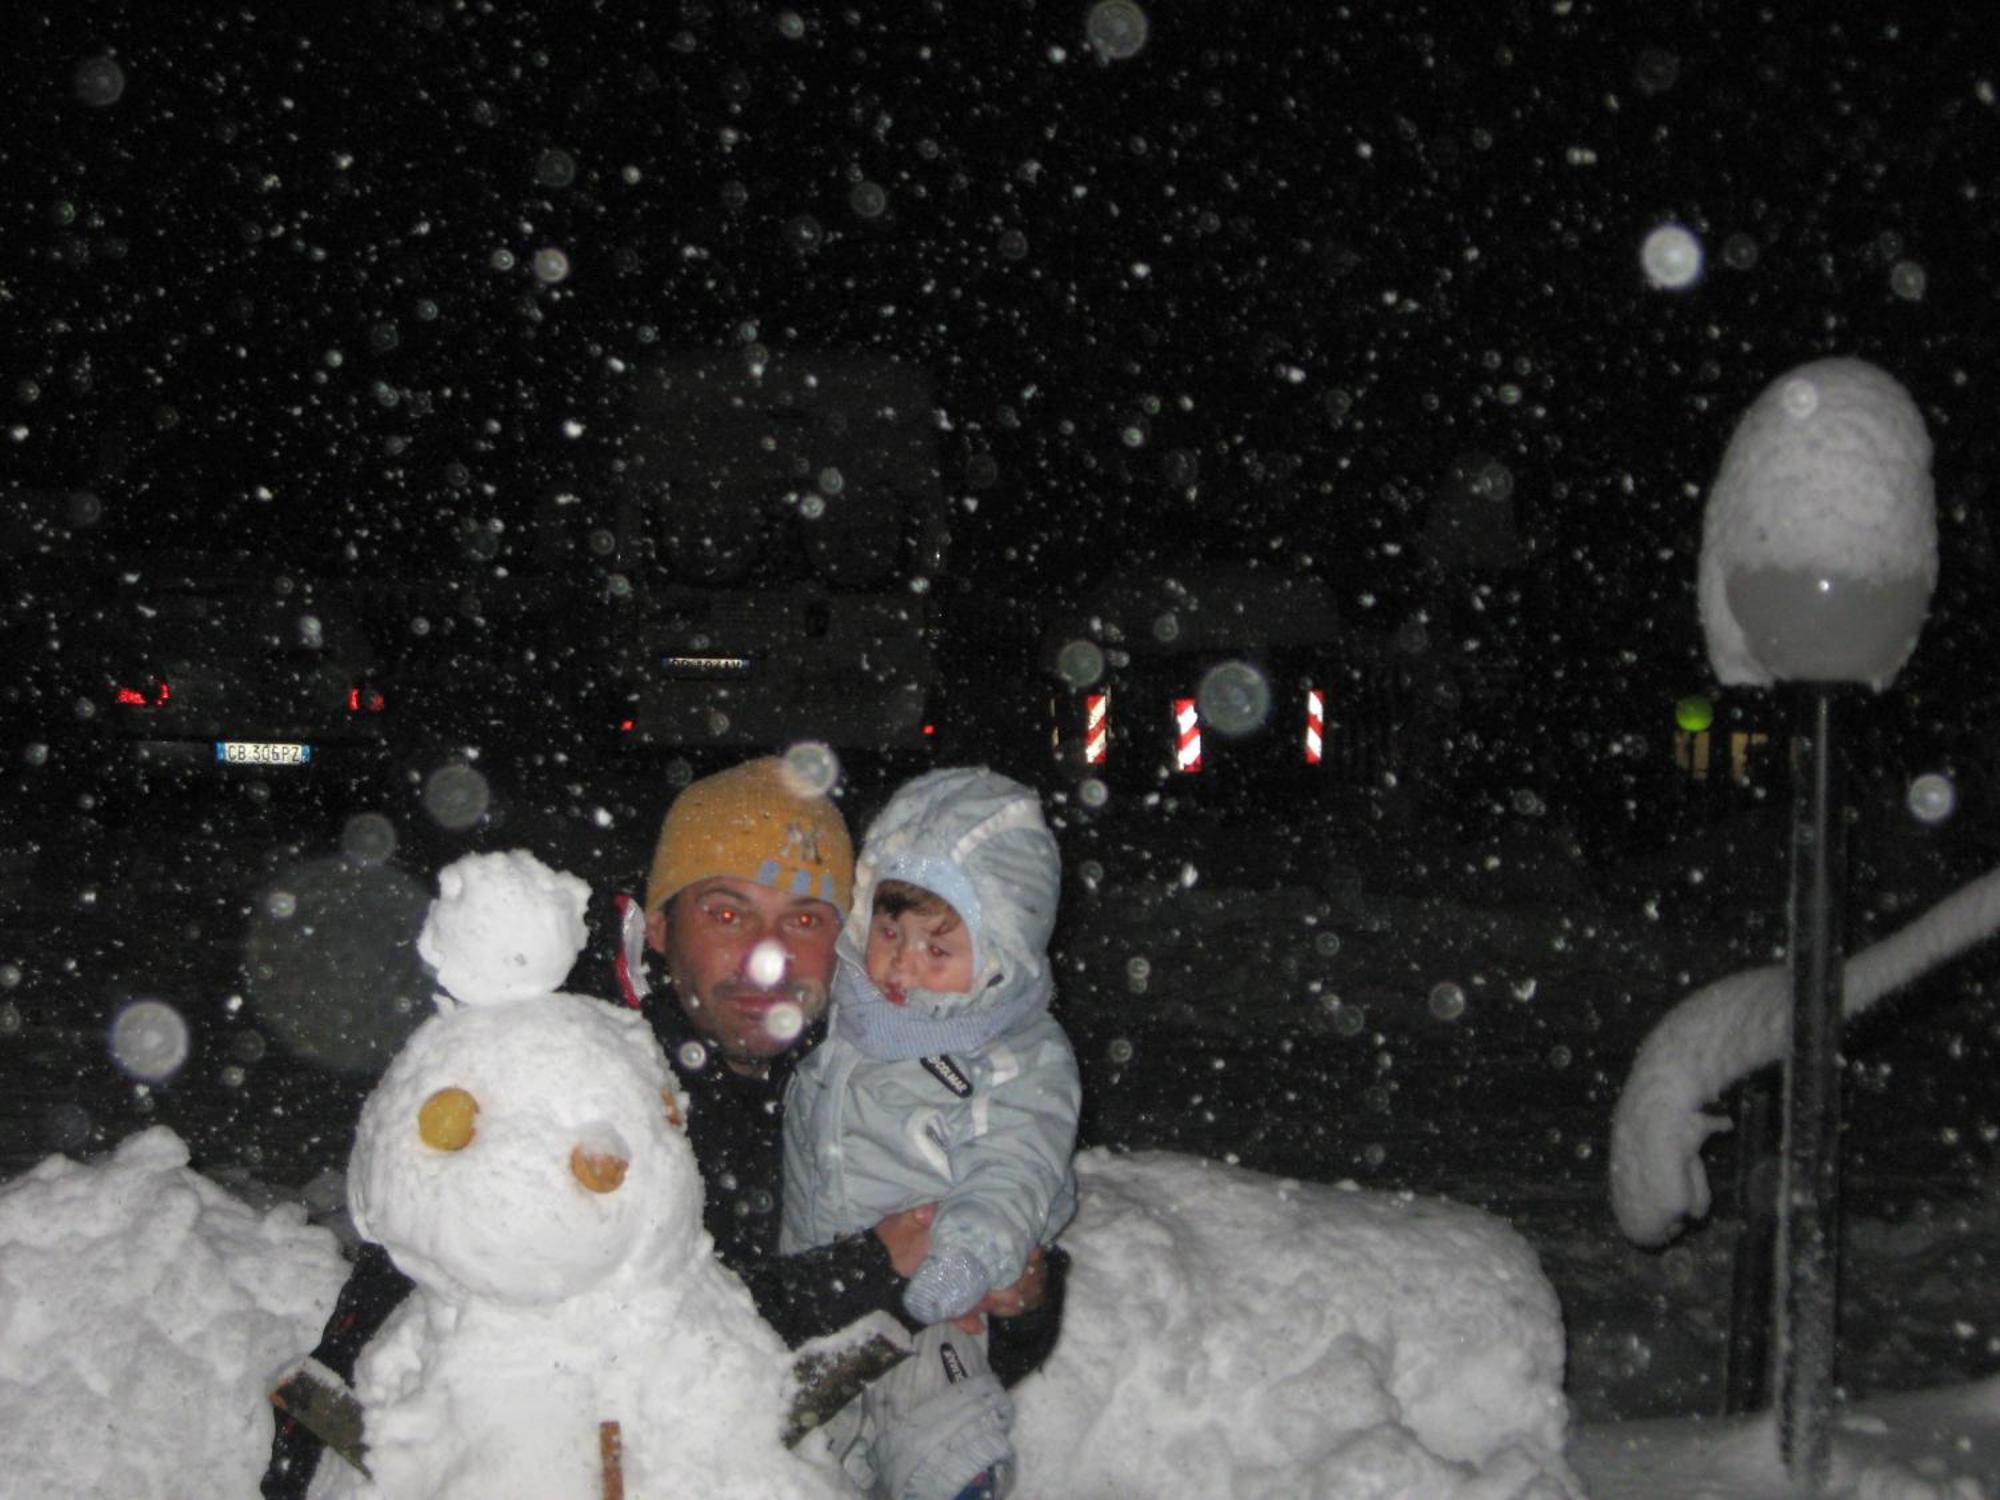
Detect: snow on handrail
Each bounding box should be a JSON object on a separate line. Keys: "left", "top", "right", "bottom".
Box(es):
{"left": 1610, "top": 862, "right": 2000, "bottom": 1247}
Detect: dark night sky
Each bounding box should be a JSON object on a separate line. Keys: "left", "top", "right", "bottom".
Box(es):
{"left": 6, "top": 0, "right": 2000, "bottom": 776}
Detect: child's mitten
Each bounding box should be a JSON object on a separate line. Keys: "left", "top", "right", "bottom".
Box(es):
{"left": 903, "top": 1248, "right": 992, "bottom": 1325}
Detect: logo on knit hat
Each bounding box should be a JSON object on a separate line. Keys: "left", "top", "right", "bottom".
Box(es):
{"left": 781, "top": 820, "right": 825, "bottom": 868}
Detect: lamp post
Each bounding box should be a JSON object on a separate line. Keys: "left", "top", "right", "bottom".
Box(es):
{"left": 1697, "top": 357, "right": 1935, "bottom": 1492}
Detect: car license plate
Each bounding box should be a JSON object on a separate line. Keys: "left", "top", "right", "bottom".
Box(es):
{"left": 215, "top": 740, "right": 313, "bottom": 766}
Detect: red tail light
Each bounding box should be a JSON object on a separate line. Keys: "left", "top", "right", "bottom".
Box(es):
{"left": 115, "top": 681, "right": 171, "bottom": 707}
{"left": 347, "top": 686, "right": 387, "bottom": 713}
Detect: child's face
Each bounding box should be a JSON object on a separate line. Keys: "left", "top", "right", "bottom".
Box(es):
{"left": 864, "top": 902, "right": 974, "bottom": 1005}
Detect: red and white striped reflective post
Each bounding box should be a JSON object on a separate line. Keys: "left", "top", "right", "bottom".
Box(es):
{"left": 1173, "top": 697, "right": 1202, "bottom": 773}
{"left": 1084, "top": 691, "right": 1110, "bottom": 766}
{"left": 1304, "top": 687, "right": 1325, "bottom": 765}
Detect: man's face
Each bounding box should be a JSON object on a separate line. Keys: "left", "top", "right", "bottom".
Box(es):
{"left": 646, "top": 876, "right": 840, "bottom": 1073}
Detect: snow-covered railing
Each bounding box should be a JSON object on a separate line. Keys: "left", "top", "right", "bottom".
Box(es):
{"left": 1611, "top": 860, "right": 2000, "bottom": 1249}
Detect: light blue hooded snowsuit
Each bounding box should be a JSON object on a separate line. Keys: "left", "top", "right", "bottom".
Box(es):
{"left": 780, "top": 766, "right": 1080, "bottom": 1321}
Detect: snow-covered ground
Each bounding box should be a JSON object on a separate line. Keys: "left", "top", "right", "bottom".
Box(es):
{"left": 4, "top": 1119, "right": 1997, "bottom": 1497}
{"left": 3, "top": 805, "right": 1999, "bottom": 1496}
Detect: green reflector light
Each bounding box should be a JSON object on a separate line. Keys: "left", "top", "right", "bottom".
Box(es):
{"left": 1675, "top": 694, "right": 1714, "bottom": 733}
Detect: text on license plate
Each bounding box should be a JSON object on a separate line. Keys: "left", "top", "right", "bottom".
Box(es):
{"left": 215, "top": 741, "right": 313, "bottom": 766}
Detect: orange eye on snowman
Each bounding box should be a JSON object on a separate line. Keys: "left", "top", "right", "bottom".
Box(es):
{"left": 417, "top": 1083, "right": 630, "bottom": 1193}
{"left": 418, "top": 1086, "right": 479, "bottom": 1151}
{"left": 570, "top": 1145, "right": 629, "bottom": 1194}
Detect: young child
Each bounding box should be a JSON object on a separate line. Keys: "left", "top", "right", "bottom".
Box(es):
{"left": 781, "top": 766, "right": 1080, "bottom": 1500}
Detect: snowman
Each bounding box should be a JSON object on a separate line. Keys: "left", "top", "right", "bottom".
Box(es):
{"left": 311, "top": 849, "right": 844, "bottom": 1499}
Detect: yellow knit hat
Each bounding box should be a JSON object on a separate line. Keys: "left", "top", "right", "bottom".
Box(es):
{"left": 644, "top": 757, "right": 854, "bottom": 914}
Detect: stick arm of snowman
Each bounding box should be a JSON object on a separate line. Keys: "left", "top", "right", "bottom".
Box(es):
{"left": 1610, "top": 860, "right": 2000, "bottom": 1247}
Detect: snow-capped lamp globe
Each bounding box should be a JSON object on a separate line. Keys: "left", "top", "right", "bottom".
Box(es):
{"left": 1698, "top": 356, "right": 1936, "bottom": 689}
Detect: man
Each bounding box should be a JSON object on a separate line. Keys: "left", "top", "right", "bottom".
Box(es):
{"left": 266, "top": 755, "right": 1058, "bottom": 1497}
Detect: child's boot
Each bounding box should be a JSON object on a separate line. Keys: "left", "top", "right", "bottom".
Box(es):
{"left": 865, "top": 1323, "right": 1016, "bottom": 1500}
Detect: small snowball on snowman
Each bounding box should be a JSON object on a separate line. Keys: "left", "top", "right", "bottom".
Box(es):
{"left": 311, "top": 849, "right": 843, "bottom": 1499}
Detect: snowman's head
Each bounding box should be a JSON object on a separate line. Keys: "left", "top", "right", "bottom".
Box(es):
{"left": 417, "top": 849, "right": 590, "bottom": 1008}
{"left": 349, "top": 990, "right": 702, "bottom": 1306}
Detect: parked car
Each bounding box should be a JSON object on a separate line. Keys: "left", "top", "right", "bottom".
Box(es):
{"left": 72, "top": 564, "right": 387, "bottom": 798}
{"left": 597, "top": 349, "right": 950, "bottom": 768}
{"left": 3, "top": 495, "right": 403, "bottom": 892}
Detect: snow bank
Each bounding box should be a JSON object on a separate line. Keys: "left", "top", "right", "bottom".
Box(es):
{"left": 0, "top": 1126, "right": 347, "bottom": 1500}
{"left": 1013, "top": 1148, "right": 1581, "bottom": 1498}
